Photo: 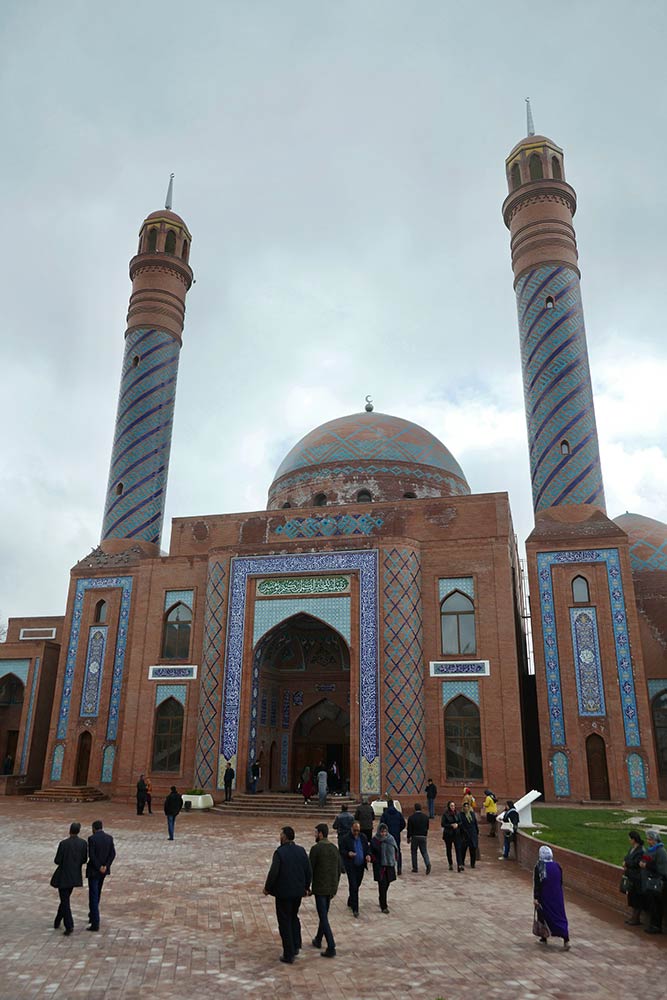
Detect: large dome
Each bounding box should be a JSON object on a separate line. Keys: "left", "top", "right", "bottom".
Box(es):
{"left": 614, "top": 512, "right": 667, "bottom": 572}
{"left": 268, "top": 411, "right": 470, "bottom": 509}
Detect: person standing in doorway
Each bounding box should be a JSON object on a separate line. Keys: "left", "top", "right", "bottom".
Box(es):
{"left": 339, "top": 821, "right": 371, "bottom": 918}
{"left": 164, "top": 786, "right": 183, "bottom": 840}
{"left": 223, "top": 762, "right": 235, "bottom": 803}
{"left": 407, "top": 802, "right": 431, "bottom": 874}
{"left": 263, "top": 826, "right": 312, "bottom": 964}
{"left": 425, "top": 779, "right": 437, "bottom": 819}
{"left": 136, "top": 774, "right": 147, "bottom": 815}
{"left": 251, "top": 760, "right": 260, "bottom": 794}
{"left": 86, "top": 820, "right": 116, "bottom": 932}
{"left": 308, "top": 823, "right": 343, "bottom": 958}
{"left": 51, "top": 822, "right": 88, "bottom": 936}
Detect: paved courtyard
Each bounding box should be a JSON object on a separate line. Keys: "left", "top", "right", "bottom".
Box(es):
{"left": 0, "top": 798, "right": 664, "bottom": 1000}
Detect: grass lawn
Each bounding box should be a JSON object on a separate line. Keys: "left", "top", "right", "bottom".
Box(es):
{"left": 527, "top": 806, "right": 667, "bottom": 865}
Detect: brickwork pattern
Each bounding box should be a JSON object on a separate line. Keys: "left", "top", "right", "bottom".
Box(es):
{"left": 193, "top": 561, "right": 226, "bottom": 789}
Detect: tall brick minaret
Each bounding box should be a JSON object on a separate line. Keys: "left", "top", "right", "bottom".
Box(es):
{"left": 502, "top": 104, "right": 605, "bottom": 515}
{"left": 101, "top": 177, "right": 193, "bottom": 552}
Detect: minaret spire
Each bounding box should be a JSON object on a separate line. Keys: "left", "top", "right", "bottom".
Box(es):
{"left": 525, "top": 98, "right": 535, "bottom": 136}
{"left": 165, "top": 172, "right": 174, "bottom": 210}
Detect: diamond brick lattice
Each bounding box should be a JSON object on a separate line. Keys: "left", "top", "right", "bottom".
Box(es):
{"left": 194, "top": 561, "right": 226, "bottom": 788}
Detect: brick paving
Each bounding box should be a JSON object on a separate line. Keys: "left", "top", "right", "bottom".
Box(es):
{"left": 0, "top": 798, "right": 664, "bottom": 1000}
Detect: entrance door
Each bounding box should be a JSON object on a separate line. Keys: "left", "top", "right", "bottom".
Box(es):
{"left": 292, "top": 700, "right": 350, "bottom": 791}
{"left": 586, "top": 733, "right": 610, "bottom": 800}
{"left": 74, "top": 731, "right": 92, "bottom": 786}
{"left": 652, "top": 691, "right": 667, "bottom": 799}
{"left": 4, "top": 731, "right": 18, "bottom": 773}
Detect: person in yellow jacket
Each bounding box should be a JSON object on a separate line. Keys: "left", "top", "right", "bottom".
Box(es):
{"left": 482, "top": 789, "right": 498, "bottom": 837}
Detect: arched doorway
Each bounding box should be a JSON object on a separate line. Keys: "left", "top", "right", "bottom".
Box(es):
{"left": 444, "top": 695, "right": 483, "bottom": 781}
{"left": 586, "top": 733, "right": 610, "bottom": 800}
{"left": 249, "top": 613, "right": 350, "bottom": 792}
{"left": 0, "top": 673, "right": 25, "bottom": 774}
{"left": 651, "top": 690, "right": 667, "bottom": 800}
{"left": 74, "top": 731, "right": 92, "bottom": 786}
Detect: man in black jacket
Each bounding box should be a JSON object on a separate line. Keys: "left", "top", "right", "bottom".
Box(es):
{"left": 339, "top": 822, "right": 371, "bottom": 917}
{"left": 263, "top": 826, "right": 312, "bottom": 964}
{"left": 86, "top": 820, "right": 116, "bottom": 931}
{"left": 223, "top": 763, "right": 235, "bottom": 802}
{"left": 407, "top": 803, "right": 431, "bottom": 874}
{"left": 52, "top": 822, "right": 88, "bottom": 935}
{"left": 164, "top": 786, "right": 183, "bottom": 840}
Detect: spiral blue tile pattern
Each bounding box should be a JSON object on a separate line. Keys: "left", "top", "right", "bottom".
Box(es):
{"left": 517, "top": 266, "right": 605, "bottom": 512}
{"left": 102, "top": 327, "right": 181, "bottom": 544}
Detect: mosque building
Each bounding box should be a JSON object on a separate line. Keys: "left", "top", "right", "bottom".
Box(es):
{"left": 1, "top": 117, "right": 665, "bottom": 805}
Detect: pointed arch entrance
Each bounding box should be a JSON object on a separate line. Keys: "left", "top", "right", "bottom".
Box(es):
{"left": 74, "top": 731, "right": 92, "bottom": 786}
{"left": 586, "top": 733, "right": 610, "bottom": 800}
{"left": 651, "top": 689, "right": 667, "bottom": 799}
{"left": 248, "top": 612, "right": 350, "bottom": 792}
{"left": 0, "top": 672, "right": 25, "bottom": 774}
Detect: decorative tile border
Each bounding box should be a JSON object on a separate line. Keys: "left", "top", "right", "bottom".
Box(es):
{"left": 280, "top": 734, "right": 289, "bottom": 787}
{"left": 274, "top": 513, "right": 384, "bottom": 539}
{"left": 537, "top": 549, "right": 639, "bottom": 747}
{"left": 569, "top": 608, "right": 606, "bottom": 716}
{"left": 253, "top": 596, "right": 351, "bottom": 646}
{"left": 430, "top": 660, "right": 489, "bottom": 677}
{"left": 56, "top": 577, "right": 133, "bottom": 744}
{"left": 627, "top": 752, "right": 647, "bottom": 799}
{"left": 219, "top": 551, "right": 379, "bottom": 793}
{"left": 80, "top": 627, "right": 108, "bottom": 717}
{"left": 0, "top": 659, "right": 30, "bottom": 685}
{"left": 156, "top": 684, "right": 187, "bottom": 708}
{"left": 164, "top": 589, "right": 194, "bottom": 611}
{"left": 148, "top": 665, "right": 197, "bottom": 680}
{"left": 19, "top": 657, "right": 40, "bottom": 773}
{"left": 648, "top": 679, "right": 667, "bottom": 700}
{"left": 441, "top": 679, "right": 480, "bottom": 706}
{"left": 257, "top": 575, "right": 350, "bottom": 596}
{"left": 50, "top": 744, "right": 65, "bottom": 782}
{"left": 282, "top": 690, "right": 290, "bottom": 729}
{"left": 193, "top": 561, "right": 227, "bottom": 788}
{"left": 551, "top": 751, "right": 571, "bottom": 796}
{"left": 101, "top": 745, "right": 116, "bottom": 784}
{"left": 438, "top": 577, "right": 474, "bottom": 601}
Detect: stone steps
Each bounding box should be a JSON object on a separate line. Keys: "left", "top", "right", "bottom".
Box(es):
{"left": 212, "top": 792, "right": 356, "bottom": 820}
{"left": 27, "top": 785, "right": 109, "bottom": 803}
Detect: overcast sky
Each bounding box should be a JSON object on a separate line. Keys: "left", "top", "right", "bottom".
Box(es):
{"left": 1, "top": 1, "right": 666, "bottom": 623}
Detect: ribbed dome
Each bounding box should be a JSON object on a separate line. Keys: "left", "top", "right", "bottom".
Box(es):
{"left": 268, "top": 411, "right": 470, "bottom": 509}
{"left": 614, "top": 512, "right": 667, "bottom": 572}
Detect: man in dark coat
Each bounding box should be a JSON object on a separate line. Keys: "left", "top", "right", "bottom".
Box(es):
{"left": 353, "top": 796, "right": 375, "bottom": 843}
{"left": 425, "top": 779, "right": 437, "bottom": 819}
{"left": 441, "top": 800, "right": 464, "bottom": 871}
{"left": 223, "top": 763, "right": 235, "bottom": 803}
{"left": 164, "top": 786, "right": 183, "bottom": 840}
{"left": 339, "top": 821, "right": 371, "bottom": 917}
{"left": 407, "top": 803, "right": 431, "bottom": 874}
{"left": 136, "top": 774, "right": 148, "bottom": 815}
{"left": 459, "top": 801, "right": 479, "bottom": 869}
{"left": 332, "top": 805, "right": 354, "bottom": 849}
{"left": 86, "top": 819, "right": 116, "bottom": 931}
{"left": 308, "top": 823, "right": 344, "bottom": 958}
{"left": 380, "top": 799, "right": 406, "bottom": 874}
{"left": 52, "top": 822, "right": 88, "bottom": 935}
{"left": 263, "top": 826, "right": 312, "bottom": 964}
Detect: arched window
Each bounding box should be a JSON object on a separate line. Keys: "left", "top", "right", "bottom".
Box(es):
{"left": 181, "top": 239, "right": 189, "bottom": 261}
{"left": 94, "top": 599, "right": 107, "bottom": 624}
{"left": 0, "top": 674, "right": 24, "bottom": 705}
{"left": 441, "top": 590, "right": 476, "bottom": 655}
{"left": 552, "top": 156, "right": 562, "bottom": 180}
{"left": 165, "top": 230, "right": 177, "bottom": 254}
{"left": 313, "top": 493, "right": 327, "bottom": 507}
{"left": 152, "top": 697, "right": 184, "bottom": 771}
{"left": 161, "top": 602, "right": 192, "bottom": 659}
{"left": 147, "top": 228, "right": 158, "bottom": 252}
{"left": 651, "top": 690, "right": 667, "bottom": 780}
{"left": 560, "top": 439, "right": 570, "bottom": 455}
{"left": 282, "top": 502, "right": 291, "bottom": 509}
{"left": 510, "top": 162, "right": 522, "bottom": 190}
{"left": 132, "top": 354, "right": 140, "bottom": 368}
{"left": 356, "top": 489, "right": 372, "bottom": 503}
{"left": 403, "top": 491, "right": 417, "bottom": 499}
{"left": 545, "top": 295, "right": 555, "bottom": 310}
{"left": 529, "top": 154, "right": 543, "bottom": 180}
{"left": 115, "top": 482, "right": 124, "bottom": 496}
{"left": 572, "top": 575, "right": 590, "bottom": 603}
{"left": 444, "top": 695, "right": 482, "bottom": 780}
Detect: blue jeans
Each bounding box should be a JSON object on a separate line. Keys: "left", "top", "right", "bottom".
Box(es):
{"left": 314, "top": 894, "right": 335, "bottom": 952}
{"left": 503, "top": 832, "right": 513, "bottom": 858}
{"left": 427, "top": 799, "right": 435, "bottom": 819}
{"left": 167, "top": 814, "right": 176, "bottom": 840}
{"left": 88, "top": 876, "right": 105, "bottom": 928}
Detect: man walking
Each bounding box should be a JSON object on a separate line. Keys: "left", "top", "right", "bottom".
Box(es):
{"left": 339, "top": 821, "right": 371, "bottom": 917}
{"left": 164, "top": 785, "right": 183, "bottom": 840}
{"left": 354, "top": 795, "right": 375, "bottom": 843}
{"left": 51, "top": 822, "right": 88, "bottom": 936}
{"left": 332, "top": 804, "right": 353, "bottom": 849}
{"left": 223, "top": 762, "right": 235, "bottom": 803}
{"left": 380, "top": 798, "right": 406, "bottom": 875}
{"left": 86, "top": 819, "right": 116, "bottom": 931}
{"left": 309, "top": 823, "right": 343, "bottom": 958}
{"left": 425, "top": 778, "right": 437, "bottom": 819}
{"left": 407, "top": 803, "right": 431, "bottom": 874}
{"left": 263, "top": 826, "right": 311, "bottom": 964}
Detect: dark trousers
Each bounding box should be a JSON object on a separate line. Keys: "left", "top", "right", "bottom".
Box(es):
{"left": 146, "top": 793, "right": 152, "bottom": 814}
{"left": 224, "top": 784, "right": 232, "bottom": 802}
{"left": 361, "top": 828, "right": 373, "bottom": 844}
{"left": 648, "top": 891, "right": 665, "bottom": 930}
{"left": 444, "top": 835, "right": 462, "bottom": 868}
{"left": 275, "top": 897, "right": 302, "bottom": 960}
{"left": 396, "top": 844, "right": 402, "bottom": 876}
{"left": 345, "top": 863, "right": 365, "bottom": 912}
{"left": 137, "top": 796, "right": 146, "bottom": 815}
{"left": 410, "top": 836, "right": 430, "bottom": 871}
{"left": 314, "top": 894, "right": 335, "bottom": 951}
{"left": 378, "top": 873, "right": 390, "bottom": 910}
{"left": 87, "top": 876, "right": 105, "bottom": 928}
{"left": 460, "top": 841, "right": 476, "bottom": 868}
{"left": 167, "top": 814, "right": 176, "bottom": 839}
{"left": 427, "top": 799, "right": 435, "bottom": 819}
{"left": 56, "top": 887, "right": 74, "bottom": 931}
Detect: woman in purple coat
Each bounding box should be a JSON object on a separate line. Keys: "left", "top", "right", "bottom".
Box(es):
{"left": 533, "top": 846, "right": 571, "bottom": 950}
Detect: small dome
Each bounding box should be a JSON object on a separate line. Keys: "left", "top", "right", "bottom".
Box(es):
{"left": 614, "top": 512, "right": 667, "bottom": 572}
{"left": 268, "top": 411, "right": 470, "bottom": 509}
{"left": 143, "top": 208, "right": 188, "bottom": 228}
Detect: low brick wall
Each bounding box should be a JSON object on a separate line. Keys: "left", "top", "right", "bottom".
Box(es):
{"left": 515, "top": 831, "right": 627, "bottom": 915}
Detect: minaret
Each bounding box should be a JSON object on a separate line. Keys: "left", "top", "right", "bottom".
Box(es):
{"left": 502, "top": 103, "right": 605, "bottom": 514}
{"left": 101, "top": 178, "right": 193, "bottom": 552}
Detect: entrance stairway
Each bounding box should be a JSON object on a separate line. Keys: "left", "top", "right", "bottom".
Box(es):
{"left": 27, "top": 785, "right": 109, "bottom": 803}
{"left": 212, "top": 791, "right": 357, "bottom": 820}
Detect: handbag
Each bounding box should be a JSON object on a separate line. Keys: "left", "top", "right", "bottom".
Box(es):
{"left": 500, "top": 821, "right": 514, "bottom": 834}
{"left": 532, "top": 906, "right": 550, "bottom": 939}
{"left": 50, "top": 867, "right": 62, "bottom": 888}
{"left": 619, "top": 874, "right": 630, "bottom": 894}
{"left": 645, "top": 874, "right": 664, "bottom": 895}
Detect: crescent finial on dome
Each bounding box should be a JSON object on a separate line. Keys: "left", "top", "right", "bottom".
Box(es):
{"left": 365, "top": 395, "right": 374, "bottom": 412}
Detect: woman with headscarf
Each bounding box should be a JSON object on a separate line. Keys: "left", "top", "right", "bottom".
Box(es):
{"left": 533, "top": 846, "right": 570, "bottom": 950}
{"left": 622, "top": 830, "right": 644, "bottom": 926}
{"left": 441, "top": 800, "right": 464, "bottom": 872}
{"left": 369, "top": 823, "right": 398, "bottom": 914}
{"left": 459, "top": 801, "right": 479, "bottom": 869}
{"left": 483, "top": 789, "right": 498, "bottom": 837}
{"left": 639, "top": 830, "right": 667, "bottom": 934}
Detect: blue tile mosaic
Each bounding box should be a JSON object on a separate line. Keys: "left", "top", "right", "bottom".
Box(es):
{"left": 438, "top": 577, "right": 474, "bottom": 601}
{"left": 257, "top": 576, "right": 350, "bottom": 596}
{"left": 282, "top": 690, "right": 290, "bottom": 729}
{"left": 441, "top": 680, "right": 480, "bottom": 706}
{"left": 50, "top": 744, "right": 64, "bottom": 782}
{"left": 270, "top": 692, "right": 277, "bottom": 727}
{"left": 101, "top": 744, "right": 116, "bottom": 784}
{"left": 537, "top": 549, "right": 639, "bottom": 747}
{"left": 19, "top": 657, "right": 40, "bottom": 773}
{"left": 194, "top": 561, "right": 227, "bottom": 789}
{"left": 569, "top": 607, "right": 606, "bottom": 716}
{"left": 275, "top": 513, "right": 384, "bottom": 539}
{"left": 551, "top": 751, "right": 571, "bottom": 796}
{"left": 627, "top": 752, "right": 647, "bottom": 799}
{"left": 80, "top": 627, "right": 108, "bottom": 717}
{"left": 430, "top": 661, "right": 489, "bottom": 676}
{"left": 280, "top": 734, "right": 289, "bottom": 787}
{"left": 149, "top": 665, "right": 197, "bottom": 679}
{"left": 648, "top": 680, "right": 667, "bottom": 700}
{"left": 156, "top": 684, "right": 187, "bottom": 707}
{"left": 0, "top": 659, "right": 30, "bottom": 685}
{"left": 164, "top": 589, "right": 194, "bottom": 611}
{"left": 253, "top": 596, "right": 351, "bottom": 646}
